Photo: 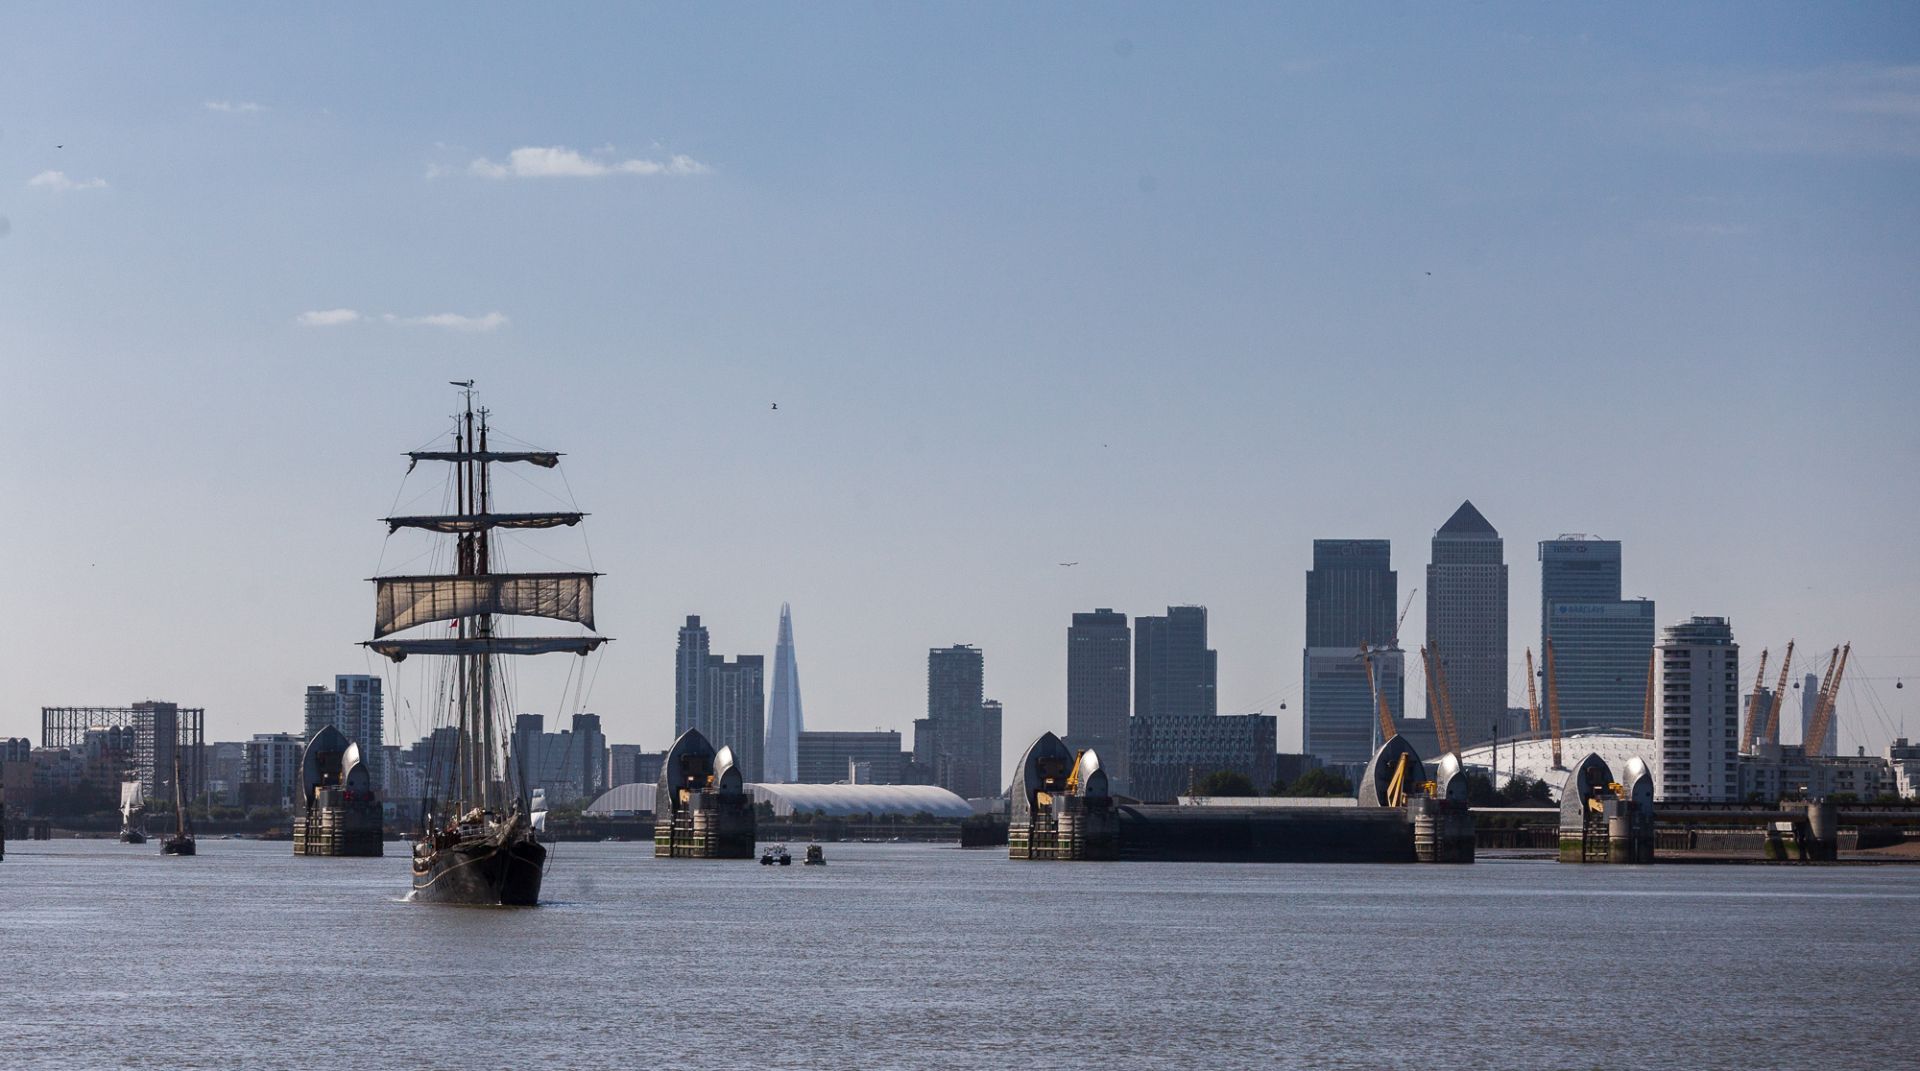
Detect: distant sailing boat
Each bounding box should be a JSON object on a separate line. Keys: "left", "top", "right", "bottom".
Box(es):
{"left": 366, "top": 385, "right": 608, "bottom": 906}
{"left": 160, "top": 749, "right": 195, "bottom": 856}
{"left": 119, "top": 778, "right": 147, "bottom": 844}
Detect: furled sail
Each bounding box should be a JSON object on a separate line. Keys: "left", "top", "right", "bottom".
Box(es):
{"left": 363, "top": 636, "right": 608, "bottom": 662}
{"left": 121, "top": 780, "right": 144, "bottom": 818}
{"left": 383, "top": 511, "right": 584, "bottom": 535}
{"left": 406, "top": 450, "right": 560, "bottom": 469}
{"left": 373, "top": 573, "right": 597, "bottom": 637}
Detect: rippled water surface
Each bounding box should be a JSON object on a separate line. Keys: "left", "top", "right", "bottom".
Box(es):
{"left": 3, "top": 840, "right": 1917, "bottom": 1070}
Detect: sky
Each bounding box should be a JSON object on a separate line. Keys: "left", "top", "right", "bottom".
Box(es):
{"left": 2, "top": 4, "right": 1917, "bottom": 768}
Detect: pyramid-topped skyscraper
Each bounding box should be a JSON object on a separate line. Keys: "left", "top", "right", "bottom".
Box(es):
{"left": 764, "top": 603, "right": 805, "bottom": 782}
{"left": 1426, "top": 500, "right": 1507, "bottom": 749}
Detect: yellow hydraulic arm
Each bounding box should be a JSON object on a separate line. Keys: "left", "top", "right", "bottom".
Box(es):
{"left": 1545, "top": 638, "right": 1564, "bottom": 770}
{"left": 1760, "top": 640, "right": 1795, "bottom": 747}
{"left": 1739, "top": 648, "right": 1771, "bottom": 755}
{"left": 1805, "top": 642, "right": 1851, "bottom": 758}
{"left": 1524, "top": 647, "right": 1543, "bottom": 740}
{"left": 1420, "top": 647, "right": 1447, "bottom": 753}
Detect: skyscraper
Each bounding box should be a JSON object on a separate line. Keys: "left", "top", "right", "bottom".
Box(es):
{"left": 1067, "top": 608, "right": 1131, "bottom": 788}
{"left": 915, "top": 645, "right": 1000, "bottom": 798}
{"left": 1303, "top": 540, "right": 1402, "bottom": 765}
{"left": 1658, "top": 616, "right": 1740, "bottom": 801}
{"left": 674, "top": 616, "right": 710, "bottom": 738}
{"left": 1134, "top": 606, "right": 1216, "bottom": 718}
{"left": 302, "top": 674, "right": 385, "bottom": 785}
{"left": 764, "top": 603, "right": 805, "bottom": 783}
{"left": 1425, "top": 502, "right": 1508, "bottom": 749}
{"left": 1540, "top": 536, "right": 1653, "bottom": 734}
{"left": 1801, "top": 672, "right": 1837, "bottom": 753}
{"left": 1306, "top": 540, "right": 1397, "bottom": 649}
{"left": 707, "top": 654, "right": 766, "bottom": 782}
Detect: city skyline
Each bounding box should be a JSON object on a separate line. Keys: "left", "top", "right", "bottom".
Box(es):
{"left": 2, "top": 6, "right": 1915, "bottom": 765}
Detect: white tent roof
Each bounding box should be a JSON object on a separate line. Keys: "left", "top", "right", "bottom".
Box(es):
{"left": 582, "top": 781, "right": 972, "bottom": 818}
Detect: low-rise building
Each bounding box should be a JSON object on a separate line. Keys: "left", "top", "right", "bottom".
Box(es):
{"left": 1128, "top": 712, "right": 1277, "bottom": 802}
{"left": 797, "top": 730, "right": 904, "bottom": 784}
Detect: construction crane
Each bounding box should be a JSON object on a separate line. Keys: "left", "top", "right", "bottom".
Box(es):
{"left": 1544, "top": 638, "right": 1564, "bottom": 770}
{"left": 1739, "top": 648, "right": 1771, "bottom": 755}
{"left": 1805, "top": 642, "right": 1852, "bottom": 758}
{"left": 1524, "top": 647, "right": 1543, "bottom": 740}
{"left": 1760, "top": 640, "right": 1795, "bottom": 748}
{"left": 1642, "top": 648, "right": 1657, "bottom": 739}
{"left": 1394, "top": 588, "right": 1417, "bottom": 647}
{"left": 1359, "top": 642, "right": 1398, "bottom": 746}
{"left": 1430, "top": 643, "right": 1462, "bottom": 755}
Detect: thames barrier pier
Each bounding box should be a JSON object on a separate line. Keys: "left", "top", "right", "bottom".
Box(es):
{"left": 653, "top": 728, "right": 756, "bottom": 859}
{"left": 1008, "top": 732, "right": 1473, "bottom": 864}
{"left": 1557, "top": 754, "right": 1656, "bottom": 863}
{"left": 1008, "top": 734, "right": 1118, "bottom": 860}
{"left": 292, "top": 725, "right": 383, "bottom": 857}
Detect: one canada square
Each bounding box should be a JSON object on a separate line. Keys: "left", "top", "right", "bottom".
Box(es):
{"left": 1425, "top": 501, "right": 1507, "bottom": 748}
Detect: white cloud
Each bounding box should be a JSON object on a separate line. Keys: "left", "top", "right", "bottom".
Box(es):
{"left": 395, "top": 311, "right": 510, "bottom": 332}
{"left": 467, "top": 145, "right": 710, "bottom": 179}
{"left": 204, "top": 100, "right": 267, "bottom": 114}
{"left": 295, "top": 308, "right": 508, "bottom": 331}
{"left": 1665, "top": 64, "right": 1920, "bottom": 157}
{"left": 27, "top": 170, "right": 107, "bottom": 192}
{"left": 296, "top": 308, "right": 362, "bottom": 327}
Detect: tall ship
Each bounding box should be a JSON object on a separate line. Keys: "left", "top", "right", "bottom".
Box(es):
{"left": 119, "top": 779, "right": 147, "bottom": 844}
{"left": 160, "top": 749, "right": 195, "bottom": 856}
{"left": 365, "top": 384, "right": 609, "bottom": 906}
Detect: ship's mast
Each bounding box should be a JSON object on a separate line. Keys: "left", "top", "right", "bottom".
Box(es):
{"left": 477, "top": 406, "right": 496, "bottom": 812}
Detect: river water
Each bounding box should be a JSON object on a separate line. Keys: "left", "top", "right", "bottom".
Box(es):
{"left": 2, "top": 840, "right": 1915, "bottom": 1070}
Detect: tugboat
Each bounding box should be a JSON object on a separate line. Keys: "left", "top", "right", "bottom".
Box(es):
{"left": 119, "top": 778, "right": 147, "bottom": 845}
{"left": 366, "top": 383, "right": 610, "bottom": 907}
{"left": 160, "top": 750, "right": 195, "bottom": 856}
{"left": 803, "top": 843, "right": 825, "bottom": 866}
{"left": 760, "top": 844, "right": 792, "bottom": 866}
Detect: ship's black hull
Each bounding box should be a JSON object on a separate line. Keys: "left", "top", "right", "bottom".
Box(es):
{"left": 161, "top": 836, "right": 195, "bottom": 856}
{"left": 121, "top": 829, "right": 147, "bottom": 845}
{"left": 411, "top": 834, "right": 546, "bottom": 906}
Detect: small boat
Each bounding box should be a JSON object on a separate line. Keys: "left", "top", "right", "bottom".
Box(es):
{"left": 760, "top": 844, "right": 791, "bottom": 866}
{"left": 159, "top": 750, "right": 195, "bottom": 856}
{"left": 803, "top": 844, "right": 825, "bottom": 866}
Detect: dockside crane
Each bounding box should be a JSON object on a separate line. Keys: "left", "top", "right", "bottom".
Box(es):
{"left": 1740, "top": 648, "right": 1771, "bottom": 755}
{"left": 1545, "top": 638, "right": 1565, "bottom": 770}
{"left": 1760, "top": 640, "right": 1796, "bottom": 748}
{"left": 1524, "top": 647, "right": 1543, "bottom": 741}
{"left": 1805, "top": 642, "right": 1852, "bottom": 758}
{"left": 1360, "top": 642, "right": 1398, "bottom": 746}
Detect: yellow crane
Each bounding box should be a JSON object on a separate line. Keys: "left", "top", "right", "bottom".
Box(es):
{"left": 1760, "top": 640, "right": 1796, "bottom": 748}
{"left": 1524, "top": 647, "right": 1543, "bottom": 741}
{"left": 1803, "top": 646, "right": 1839, "bottom": 754}
{"left": 1430, "top": 644, "right": 1462, "bottom": 755}
{"left": 1739, "top": 648, "right": 1771, "bottom": 755}
{"left": 1360, "top": 642, "right": 1398, "bottom": 745}
{"left": 1805, "top": 642, "right": 1851, "bottom": 758}
{"left": 1545, "top": 638, "right": 1564, "bottom": 770}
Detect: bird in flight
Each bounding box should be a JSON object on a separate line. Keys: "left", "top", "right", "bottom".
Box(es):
{"left": 771, "top": 402, "right": 778, "bottom": 410}
{"left": 1058, "top": 561, "right": 1078, "bottom": 567}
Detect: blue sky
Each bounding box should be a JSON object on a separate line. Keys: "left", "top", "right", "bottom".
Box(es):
{"left": 2, "top": 4, "right": 1916, "bottom": 762}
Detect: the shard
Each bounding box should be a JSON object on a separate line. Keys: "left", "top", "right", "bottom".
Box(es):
{"left": 764, "top": 603, "right": 805, "bottom": 782}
